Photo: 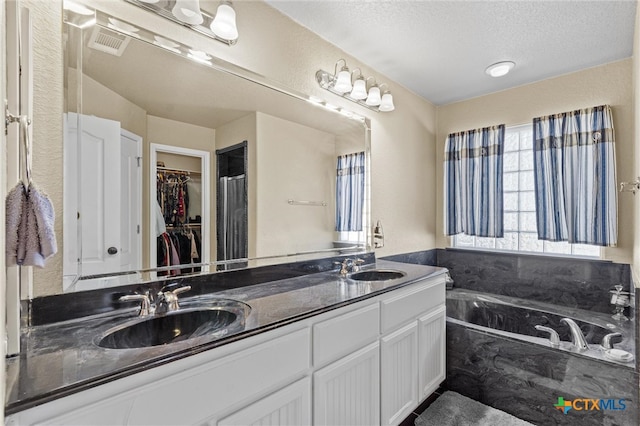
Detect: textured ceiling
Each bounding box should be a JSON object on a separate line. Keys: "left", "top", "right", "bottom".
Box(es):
{"left": 265, "top": 0, "right": 637, "bottom": 106}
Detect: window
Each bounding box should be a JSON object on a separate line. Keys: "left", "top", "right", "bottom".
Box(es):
{"left": 453, "top": 124, "right": 600, "bottom": 258}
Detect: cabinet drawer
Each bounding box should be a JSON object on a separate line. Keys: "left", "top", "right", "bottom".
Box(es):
{"left": 127, "top": 328, "right": 311, "bottom": 425}
{"left": 313, "top": 303, "right": 379, "bottom": 366}
{"left": 381, "top": 278, "right": 444, "bottom": 334}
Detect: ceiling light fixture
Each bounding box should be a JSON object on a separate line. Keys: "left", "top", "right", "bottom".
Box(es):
{"left": 316, "top": 60, "right": 395, "bottom": 113}
{"left": 485, "top": 61, "right": 515, "bottom": 78}
{"left": 125, "top": 0, "right": 239, "bottom": 45}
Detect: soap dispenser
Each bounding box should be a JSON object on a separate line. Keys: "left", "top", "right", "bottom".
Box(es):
{"left": 373, "top": 220, "right": 384, "bottom": 248}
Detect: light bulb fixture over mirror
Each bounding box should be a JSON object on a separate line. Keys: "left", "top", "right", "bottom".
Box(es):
{"left": 378, "top": 84, "right": 395, "bottom": 112}
{"left": 172, "top": 0, "right": 204, "bottom": 25}
{"left": 333, "top": 59, "right": 352, "bottom": 94}
{"left": 316, "top": 60, "right": 396, "bottom": 113}
{"left": 125, "top": 0, "right": 239, "bottom": 45}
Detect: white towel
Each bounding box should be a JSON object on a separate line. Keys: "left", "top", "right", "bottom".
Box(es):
{"left": 5, "top": 182, "right": 27, "bottom": 266}
{"left": 28, "top": 183, "right": 57, "bottom": 259}
{"left": 4, "top": 182, "right": 57, "bottom": 268}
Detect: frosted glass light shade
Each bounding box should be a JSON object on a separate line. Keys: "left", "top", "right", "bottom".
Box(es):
{"left": 172, "top": 0, "right": 204, "bottom": 25}
{"left": 349, "top": 78, "right": 367, "bottom": 100}
{"left": 334, "top": 69, "right": 353, "bottom": 93}
{"left": 210, "top": 3, "right": 238, "bottom": 41}
{"left": 379, "top": 93, "right": 395, "bottom": 111}
{"left": 485, "top": 61, "right": 515, "bottom": 77}
{"left": 365, "top": 86, "right": 381, "bottom": 106}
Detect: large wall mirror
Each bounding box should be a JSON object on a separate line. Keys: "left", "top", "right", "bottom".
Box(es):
{"left": 58, "top": 5, "right": 371, "bottom": 293}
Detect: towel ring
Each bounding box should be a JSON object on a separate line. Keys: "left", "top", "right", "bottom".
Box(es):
{"left": 5, "top": 108, "right": 32, "bottom": 186}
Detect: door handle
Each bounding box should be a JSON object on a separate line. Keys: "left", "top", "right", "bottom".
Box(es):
{"left": 107, "top": 247, "right": 118, "bottom": 255}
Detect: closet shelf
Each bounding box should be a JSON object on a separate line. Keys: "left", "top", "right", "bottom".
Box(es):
{"left": 157, "top": 166, "right": 202, "bottom": 175}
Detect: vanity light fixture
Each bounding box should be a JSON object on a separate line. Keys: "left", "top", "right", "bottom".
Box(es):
{"left": 379, "top": 84, "right": 395, "bottom": 112}
{"left": 63, "top": 0, "right": 97, "bottom": 28}
{"left": 349, "top": 69, "right": 368, "bottom": 100}
{"left": 172, "top": 0, "right": 204, "bottom": 26}
{"left": 485, "top": 61, "right": 515, "bottom": 78}
{"left": 210, "top": 1, "right": 239, "bottom": 41}
{"left": 365, "top": 84, "right": 381, "bottom": 106}
{"left": 333, "top": 59, "right": 353, "bottom": 94}
{"left": 125, "top": 0, "right": 239, "bottom": 45}
{"left": 316, "top": 60, "right": 395, "bottom": 113}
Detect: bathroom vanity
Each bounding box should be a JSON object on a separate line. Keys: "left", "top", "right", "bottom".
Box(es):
{"left": 5, "top": 260, "right": 446, "bottom": 425}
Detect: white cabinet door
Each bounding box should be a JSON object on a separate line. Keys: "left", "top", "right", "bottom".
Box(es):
{"left": 313, "top": 342, "right": 380, "bottom": 426}
{"left": 418, "top": 306, "right": 446, "bottom": 400}
{"left": 218, "top": 377, "right": 311, "bottom": 426}
{"left": 381, "top": 321, "right": 418, "bottom": 426}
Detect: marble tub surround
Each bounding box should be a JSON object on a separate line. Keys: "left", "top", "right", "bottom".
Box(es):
{"left": 27, "top": 252, "right": 375, "bottom": 326}
{"left": 447, "top": 289, "right": 635, "bottom": 368}
{"left": 383, "top": 248, "right": 633, "bottom": 316}
{"left": 447, "top": 322, "right": 638, "bottom": 426}
{"left": 438, "top": 249, "right": 632, "bottom": 315}
{"left": 5, "top": 259, "right": 444, "bottom": 414}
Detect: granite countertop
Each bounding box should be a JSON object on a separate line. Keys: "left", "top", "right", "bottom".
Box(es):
{"left": 5, "top": 260, "right": 446, "bottom": 414}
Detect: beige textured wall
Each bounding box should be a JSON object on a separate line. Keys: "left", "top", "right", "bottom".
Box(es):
{"left": 255, "top": 112, "right": 336, "bottom": 256}
{"left": 633, "top": 5, "right": 640, "bottom": 285}
{"left": 437, "top": 59, "right": 634, "bottom": 264}
{"left": 25, "top": 0, "right": 64, "bottom": 296}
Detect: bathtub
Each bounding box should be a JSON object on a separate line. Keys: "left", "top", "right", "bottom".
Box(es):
{"left": 446, "top": 289, "right": 637, "bottom": 426}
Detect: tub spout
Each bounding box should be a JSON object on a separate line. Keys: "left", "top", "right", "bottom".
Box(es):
{"left": 601, "top": 332, "right": 622, "bottom": 350}
{"left": 534, "top": 325, "right": 560, "bottom": 348}
{"left": 560, "top": 318, "right": 588, "bottom": 350}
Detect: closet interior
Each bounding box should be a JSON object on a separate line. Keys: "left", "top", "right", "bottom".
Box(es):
{"left": 156, "top": 152, "right": 203, "bottom": 276}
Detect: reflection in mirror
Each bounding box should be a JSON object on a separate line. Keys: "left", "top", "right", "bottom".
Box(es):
{"left": 59, "top": 9, "right": 370, "bottom": 293}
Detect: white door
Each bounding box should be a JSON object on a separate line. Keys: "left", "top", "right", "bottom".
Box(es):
{"left": 381, "top": 321, "right": 418, "bottom": 425}
{"left": 65, "top": 114, "right": 143, "bottom": 280}
{"left": 418, "top": 306, "right": 446, "bottom": 400}
{"left": 313, "top": 342, "right": 380, "bottom": 426}
{"left": 119, "top": 129, "right": 142, "bottom": 272}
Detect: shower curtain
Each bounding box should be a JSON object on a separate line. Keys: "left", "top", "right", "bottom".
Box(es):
{"left": 219, "top": 175, "right": 247, "bottom": 263}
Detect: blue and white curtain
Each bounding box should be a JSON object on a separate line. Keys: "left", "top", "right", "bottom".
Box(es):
{"left": 533, "top": 105, "right": 617, "bottom": 246}
{"left": 444, "top": 124, "right": 505, "bottom": 238}
{"left": 336, "top": 152, "right": 365, "bottom": 232}
{"left": 444, "top": 125, "right": 505, "bottom": 237}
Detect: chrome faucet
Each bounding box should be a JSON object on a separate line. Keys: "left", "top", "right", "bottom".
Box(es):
{"left": 335, "top": 258, "right": 365, "bottom": 276}
{"left": 156, "top": 285, "right": 192, "bottom": 314}
{"left": 118, "top": 293, "right": 153, "bottom": 316}
{"left": 601, "top": 332, "right": 622, "bottom": 350}
{"left": 534, "top": 325, "right": 560, "bottom": 348}
{"left": 560, "top": 318, "right": 588, "bottom": 350}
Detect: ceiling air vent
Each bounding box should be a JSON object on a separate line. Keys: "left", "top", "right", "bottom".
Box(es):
{"left": 87, "top": 26, "right": 130, "bottom": 57}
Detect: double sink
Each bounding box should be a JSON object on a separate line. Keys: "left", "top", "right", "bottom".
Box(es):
{"left": 96, "top": 269, "right": 405, "bottom": 350}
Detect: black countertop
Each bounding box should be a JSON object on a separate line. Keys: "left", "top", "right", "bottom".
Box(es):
{"left": 5, "top": 260, "right": 446, "bottom": 415}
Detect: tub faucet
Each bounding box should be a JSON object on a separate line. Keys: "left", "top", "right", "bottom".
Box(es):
{"left": 601, "top": 332, "right": 622, "bottom": 350}
{"left": 534, "top": 325, "right": 560, "bottom": 348}
{"left": 560, "top": 318, "right": 588, "bottom": 350}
